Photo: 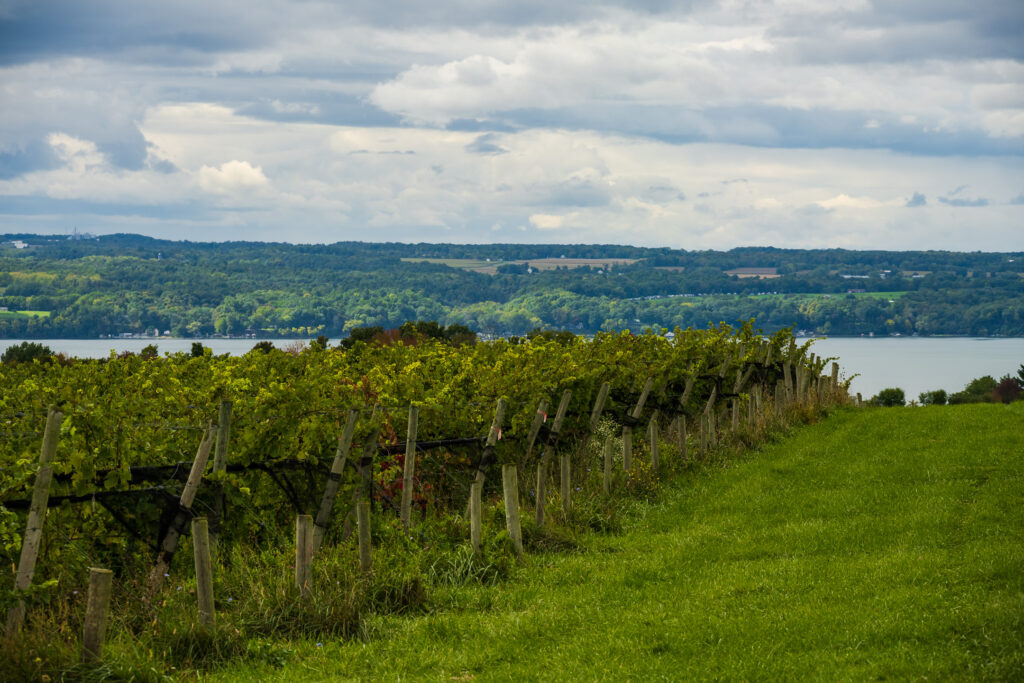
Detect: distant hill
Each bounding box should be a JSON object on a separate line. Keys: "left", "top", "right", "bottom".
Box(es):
{"left": 1, "top": 234, "right": 1022, "bottom": 338}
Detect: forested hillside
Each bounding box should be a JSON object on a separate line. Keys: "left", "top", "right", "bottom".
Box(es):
{"left": 1, "top": 234, "right": 1022, "bottom": 338}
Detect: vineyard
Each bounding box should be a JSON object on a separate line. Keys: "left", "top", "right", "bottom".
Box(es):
{"left": 0, "top": 323, "right": 851, "bottom": 677}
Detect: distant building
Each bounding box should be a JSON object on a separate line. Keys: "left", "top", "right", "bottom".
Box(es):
{"left": 724, "top": 267, "right": 779, "bottom": 279}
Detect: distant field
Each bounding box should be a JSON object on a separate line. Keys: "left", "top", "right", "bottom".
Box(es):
{"left": 0, "top": 309, "right": 50, "bottom": 318}
{"left": 402, "top": 257, "right": 638, "bottom": 274}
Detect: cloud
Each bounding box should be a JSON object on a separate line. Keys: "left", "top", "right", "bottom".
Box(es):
{"left": 465, "top": 133, "right": 507, "bottom": 155}
{"left": 529, "top": 214, "right": 565, "bottom": 229}
{"left": 197, "top": 160, "right": 269, "bottom": 194}
{"left": 938, "top": 196, "right": 989, "bottom": 207}
{"left": 1010, "top": 193, "right": 1024, "bottom": 205}
{"left": 906, "top": 192, "right": 927, "bottom": 207}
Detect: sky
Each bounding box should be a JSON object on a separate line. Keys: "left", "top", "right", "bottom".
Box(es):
{"left": 0, "top": 0, "right": 1022, "bottom": 250}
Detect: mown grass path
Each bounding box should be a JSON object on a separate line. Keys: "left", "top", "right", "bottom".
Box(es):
{"left": 217, "top": 404, "right": 1023, "bottom": 681}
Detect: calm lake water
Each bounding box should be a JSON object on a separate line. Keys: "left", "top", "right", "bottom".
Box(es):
{"left": 1, "top": 337, "right": 1022, "bottom": 403}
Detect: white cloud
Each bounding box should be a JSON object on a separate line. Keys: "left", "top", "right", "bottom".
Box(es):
{"left": 529, "top": 214, "right": 565, "bottom": 229}
{"left": 198, "top": 160, "right": 270, "bottom": 194}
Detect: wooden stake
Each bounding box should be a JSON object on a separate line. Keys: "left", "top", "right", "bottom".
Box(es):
{"left": 502, "top": 465, "right": 523, "bottom": 558}
{"left": 192, "top": 518, "right": 214, "bottom": 627}
{"left": 399, "top": 406, "right": 418, "bottom": 531}
{"left": 209, "top": 400, "right": 232, "bottom": 542}
{"left": 6, "top": 406, "right": 61, "bottom": 637}
{"left": 295, "top": 514, "right": 313, "bottom": 595}
{"left": 145, "top": 422, "right": 216, "bottom": 600}
{"left": 586, "top": 382, "right": 611, "bottom": 442}
{"left": 312, "top": 409, "right": 359, "bottom": 554}
{"left": 470, "top": 481, "right": 482, "bottom": 554}
{"left": 357, "top": 501, "right": 371, "bottom": 573}
{"left": 536, "top": 390, "right": 571, "bottom": 527}
{"left": 466, "top": 399, "right": 507, "bottom": 517}
{"left": 80, "top": 568, "right": 113, "bottom": 664}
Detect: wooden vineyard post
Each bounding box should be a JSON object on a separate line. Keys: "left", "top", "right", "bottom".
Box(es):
{"left": 210, "top": 400, "right": 232, "bottom": 543}
{"left": 312, "top": 409, "right": 359, "bottom": 554}
{"left": 649, "top": 416, "right": 660, "bottom": 470}
{"left": 399, "top": 406, "right": 419, "bottom": 531}
{"left": 775, "top": 381, "right": 784, "bottom": 416}
{"left": 831, "top": 362, "right": 840, "bottom": 401}
{"left": 465, "top": 400, "right": 507, "bottom": 517}
{"left": 603, "top": 440, "right": 613, "bottom": 494}
{"left": 470, "top": 481, "right": 482, "bottom": 554}
{"left": 356, "top": 502, "right": 372, "bottom": 573}
{"left": 295, "top": 515, "right": 313, "bottom": 595}
{"left": 6, "top": 406, "right": 62, "bottom": 637}
{"left": 502, "top": 465, "right": 523, "bottom": 558}
{"left": 358, "top": 407, "right": 381, "bottom": 508}
{"left": 192, "top": 518, "right": 215, "bottom": 627}
{"left": 518, "top": 399, "right": 549, "bottom": 473}
{"left": 623, "top": 377, "right": 654, "bottom": 477}
{"left": 731, "top": 398, "right": 739, "bottom": 430}
{"left": 584, "top": 381, "right": 611, "bottom": 447}
{"left": 80, "top": 568, "right": 113, "bottom": 664}
{"left": 145, "top": 423, "right": 217, "bottom": 600}
{"left": 536, "top": 390, "right": 571, "bottom": 527}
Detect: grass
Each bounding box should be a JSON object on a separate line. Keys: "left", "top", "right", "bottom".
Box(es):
{"left": 211, "top": 403, "right": 1023, "bottom": 681}
{"left": 0, "top": 309, "right": 50, "bottom": 318}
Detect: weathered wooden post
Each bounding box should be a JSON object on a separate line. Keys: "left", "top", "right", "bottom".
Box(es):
{"left": 192, "top": 518, "right": 215, "bottom": 627}
{"left": 312, "top": 409, "right": 359, "bottom": 554}
{"left": 358, "top": 408, "right": 381, "bottom": 508}
{"left": 831, "top": 362, "right": 840, "bottom": 401}
{"left": 146, "top": 422, "right": 216, "bottom": 599}
{"left": 466, "top": 399, "right": 507, "bottom": 516}
{"left": 731, "top": 398, "right": 739, "bottom": 430}
{"left": 357, "top": 501, "right": 372, "bottom": 573}
{"left": 6, "top": 406, "right": 62, "bottom": 637}
{"left": 502, "top": 465, "right": 523, "bottom": 557}
{"left": 399, "top": 406, "right": 419, "bottom": 531}
{"left": 623, "top": 377, "right": 654, "bottom": 476}
{"left": 584, "top": 381, "right": 611, "bottom": 446}
{"left": 295, "top": 514, "right": 313, "bottom": 595}
{"left": 470, "top": 481, "right": 482, "bottom": 554}
{"left": 210, "top": 400, "right": 232, "bottom": 543}
{"left": 80, "top": 568, "right": 113, "bottom": 664}
{"left": 536, "top": 390, "right": 571, "bottom": 527}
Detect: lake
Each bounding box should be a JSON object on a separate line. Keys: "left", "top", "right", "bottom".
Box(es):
{"left": 1, "top": 337, "right": 1021, "bottom": 403}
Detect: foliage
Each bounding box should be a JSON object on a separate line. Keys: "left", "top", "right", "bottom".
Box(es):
{"left": 918, "top": 389, "right": 947, "bottom": 405}
{"left": 1, "top": 341, "right": 53, "bottom": 364}
{"left": 992, "top": 376, "right": 1022, "bottom": 404}
{"left": 949, "top": 375, "right": 998, "bottom": 404}
{"left": 1, "top": 234, "right": 1023, "bottom": 338}
{"left": 870, "top": 387, "right": 906, "bottom": 407}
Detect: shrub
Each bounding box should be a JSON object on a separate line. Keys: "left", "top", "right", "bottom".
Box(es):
{"left": 949, "top": 375, "right": 997, "bottom": 404}
{"left": 992, "top": 376, "right": 1022, "bottom": 404}
{"left": 919, "top": 389, "right": 947, "bottom": 405}
{"left": 1, "top": 341, "right": 53, "bottom": 364}
{"left": 870, "top": 387, "right": 905, "bottom": 407}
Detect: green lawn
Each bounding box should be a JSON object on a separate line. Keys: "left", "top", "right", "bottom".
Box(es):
{"left": 213, "top": 403, "right": 1024, "bottom": 681}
